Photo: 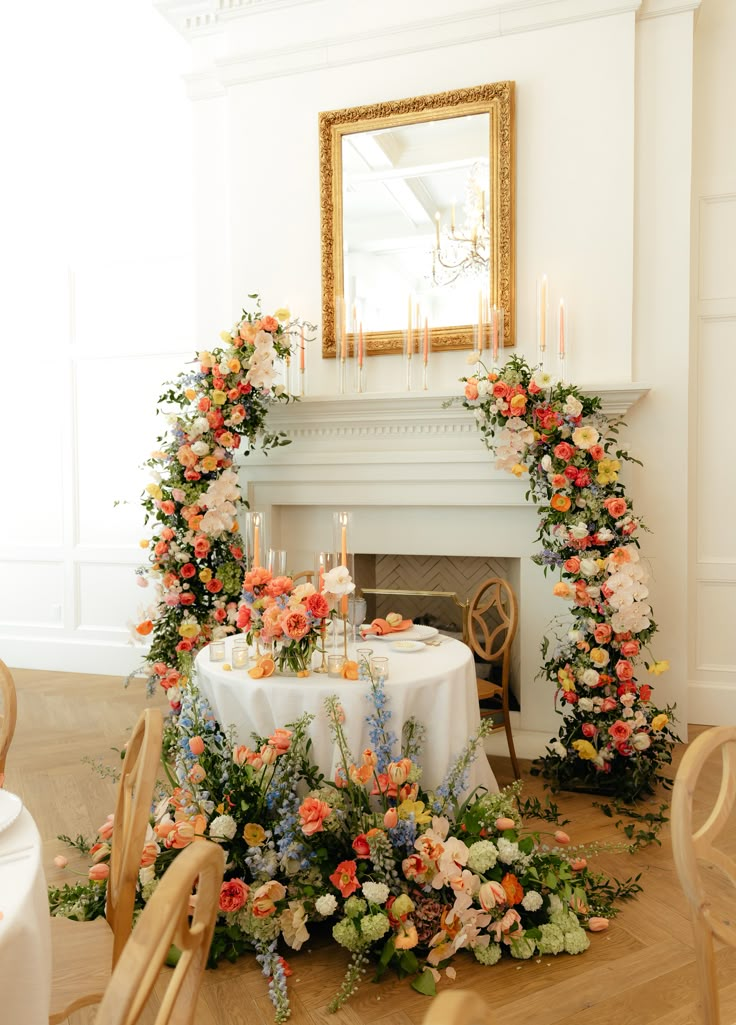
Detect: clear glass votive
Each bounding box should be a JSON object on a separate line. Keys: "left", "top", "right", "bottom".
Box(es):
{"left": 371, "top": 657, "right": 389, "bottom": 682}
{"left": 232, "top": 638, "right": 249, "bottom": 668}
{"left": 209, "top": 640, "right": 226, "bottom": 662}
{"left": 328, "top": 654, "right": 346, "bottom": 677}
{"left": 356, "top": 647, "right": 373, "bottom": 681}
{"left": 267, "top": 548, "right": 288, "bottom": 577}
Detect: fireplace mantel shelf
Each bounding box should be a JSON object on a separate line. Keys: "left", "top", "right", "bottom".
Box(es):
{"left": 265, "top": 384, "right": 650, "bottom": 431}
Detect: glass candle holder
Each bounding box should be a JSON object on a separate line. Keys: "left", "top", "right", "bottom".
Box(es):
{"left": 267, "top": 548, "right": 288, "bottom": 577}
{"left": 245, "top": 511, "right": 267, "bottom": 570}
{"left": 209, "top": 640, "right": 226, "bottom": 662}
{"left": 328, "top": 654, "right": 346, "bottom": 677}
{"left": 232, "top": 637, "right": 249, "bottom": 668}
{"left": 356, "top": 647, "right": 374, "bottom": 681}
{"left": 315, "top": 551, "right": 338, "bottom": 592}
{"left": 371, "top": 656, "right": 389, "bottom": 682}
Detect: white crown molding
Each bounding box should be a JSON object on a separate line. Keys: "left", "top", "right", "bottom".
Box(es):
{"left": 637, "top": 0, "right": 701, "bottom": 20}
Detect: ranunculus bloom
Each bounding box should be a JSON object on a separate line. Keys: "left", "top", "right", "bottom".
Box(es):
{"left": 329, "top": 860, "right": 360, "bottom": 898}
{"left": 219, "top": 878, "right": 250, "bottom": 913}
{"left": 298, "top": 797, "right": 332, "bottom": 836}
{"left": 609, "top": 719, "right": 632, "bottom": 742}
{"left": 603, "top": 496, "right": 628, "bottom": 519}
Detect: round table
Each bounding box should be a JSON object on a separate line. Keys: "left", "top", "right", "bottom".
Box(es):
{"left": 0, "top": 801, "right": 52, "bottom": 1025}
{"left": 195, "top": 635, "right": 497, "bottom": 796}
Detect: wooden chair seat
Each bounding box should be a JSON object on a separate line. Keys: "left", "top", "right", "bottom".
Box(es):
{"left": 49, "top": 917, "right": 115, "bottom": 1024}
{"left": 423, "top": 989, "right": 496, "bottom": 1025}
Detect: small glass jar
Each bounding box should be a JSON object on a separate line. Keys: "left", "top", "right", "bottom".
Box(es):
{"left": 356, "top": 647, "right": 374, "bottom": 681}
{"left": 371, "top": 656, "right": 389, "bottom": 682}
{"left": 232, "top": 637, "right": 249, "bottom": 668}
{"left": 328, "top": 654, "right": 346, "bottom": 677}
{"left": 209, "top": 640, "right": 226, "bottom": 662}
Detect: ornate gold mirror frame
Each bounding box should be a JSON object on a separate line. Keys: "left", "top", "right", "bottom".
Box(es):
{"left": 319, "top": 81, "right": 515, "bottom": 358}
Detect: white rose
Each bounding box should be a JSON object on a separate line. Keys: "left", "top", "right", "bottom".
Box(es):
{"left": 477, "top": 379, "right": 491, "bottom": 398}
{"left": 579, "top": 558, "right": 598, "bottom": 578}
{"left": 631, "top": 733, "right": 651, "bottom": 751}
{"left": 577, "top": 698, "right": 594, "bottom": 712}
{"left": 564, "top": 395, "right": 583, "bottom": 418}
{"left": 191, "top": 441, "right": 209, "bottom": 456}
{"left": 582, "top": 669, "right": 600, "bottom": 688}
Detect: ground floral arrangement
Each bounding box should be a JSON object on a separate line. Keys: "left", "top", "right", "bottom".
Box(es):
{"left": 460, "top": 355, "right": 677, "bottom": 800}
{"left": 49, "top": 675, "right": 639, "bottom": 1022}
{"left": 130, "top": 299, "right": 310, "bottom": 709}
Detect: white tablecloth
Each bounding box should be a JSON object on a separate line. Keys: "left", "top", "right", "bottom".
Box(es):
{"left": 195, "top": 636, "right": 497, "bottom": 796}
{"left": 0, "top": 804, "right": 52, "bottom": 1025}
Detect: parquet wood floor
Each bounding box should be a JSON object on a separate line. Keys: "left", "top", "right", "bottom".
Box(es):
{"left": 4, "top": 667, "right": 734, "bottom": 1025}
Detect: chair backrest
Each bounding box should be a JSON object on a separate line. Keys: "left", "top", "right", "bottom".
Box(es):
{"left": 107, "top": 707, "right": 164, "bottom": 965}
{"left": 672, "top": 725, "right": 736, "bottom": 1025}
{"left": 95, "top": 840, "right": 225, "bottom": 1025}
{"left": 0, "top": 659, "right": 18, "bottom": 781}
{"left": 422, "top": 990, "right": 496, "bottom": 1025}
{"left": 466, "top": 577, "right": 518, "bottom": 668}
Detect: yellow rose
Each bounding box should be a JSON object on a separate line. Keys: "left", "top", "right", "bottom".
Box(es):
{"left": 572, "top": 739, "right": 597, "bottom": 760}
{"left": 198, "top": 350, "right": 216, "bottom": 368}
{"left": 211, "top": 390, "right": 227, "bottom": 406}
{"left": 145, "top": 483, "right": 163, "bottom": 500}
{"left": 243, "top": 823, "right": 267, "bottom": 847}
{"left": 201, "top": 456, "right": 218, "bottom": 472}
{"left": 227, "top": 357, "right": 241, "bottom": 373}
{"left": 590, "top": 647, "right": 610, "bottom": 667}
{"left": 219, "top": 331, "right": 232, "bottom": 344}
{"left": 185, "top": 388, "right": 197, "bottom": 401}
{"left": 651, "top": 713, "right": 669, "bottom": 732}
{"left": 178, "top": 623, "right": 200, "bottom": 639}
{"left": 273, "top": 307, "right": 290, "bottom": 322}
{"left": 198, "top": 568, "right": 213, "bottom": 583}
{"left": 510, "top": 463, "right": 526, "bottom": 477}
{"left": 647, "top": 660, "right": 670, "bottom": 676}
{"left": 509, "top": 394, "right": 527, "bottom": 412}
{"left": 139, "top": 539, "right": 150, "bottom": 549}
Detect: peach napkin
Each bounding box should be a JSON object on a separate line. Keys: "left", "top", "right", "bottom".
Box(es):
{"left": 361, "top": 617, "right": 413, "bottom": 636}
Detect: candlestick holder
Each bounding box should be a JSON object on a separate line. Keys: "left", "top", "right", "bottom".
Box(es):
{"left": 342, "top": 612, "right": 349, "bottom": 661}
{"left": 422, "top": 360, "right": 429, "bottom": 391}
{"left": 403, "top": 331, "right": 414, "bottom": 392}
{"left": 355, "top": 360, "right": 366, "bottom": 393}
{"left": 313, "top": 622, "right": 329, "bottom": 673}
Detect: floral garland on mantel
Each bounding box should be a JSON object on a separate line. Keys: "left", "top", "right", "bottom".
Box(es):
{"left": 131, "top": 299, "right": 305, "bottom": 702}
{"left": 460, "top": 355, "right": 676, "bottom": 801}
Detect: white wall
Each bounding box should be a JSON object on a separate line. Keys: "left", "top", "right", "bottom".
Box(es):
{"left": 0, "top": 0, "right": 194, "bottom": 674}
{"left": 687, "top": 0, "right": 736, "bottom": 724}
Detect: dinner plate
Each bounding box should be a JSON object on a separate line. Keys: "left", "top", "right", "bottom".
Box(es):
{"left": 390, "top": 639, "right": 426, "bottom": 653}
{"left": 0, "top": 789, "right": 23, "bottom": 834}
{"left": 364, "top": 625, "right": 439, "bottom": 643}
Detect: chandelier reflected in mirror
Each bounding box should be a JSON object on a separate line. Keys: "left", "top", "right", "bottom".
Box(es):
{"left": 431, "top": 163, "right": 490, "bottom": 287}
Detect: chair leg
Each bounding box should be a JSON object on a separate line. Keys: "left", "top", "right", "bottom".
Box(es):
{"left": 504, "top": 717, "right": 521, "bottom": 780}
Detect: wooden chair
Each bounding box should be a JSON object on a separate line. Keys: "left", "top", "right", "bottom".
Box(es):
{"left": 0, "top": 659, "right": 18, "bottom": 784}
{"left": 672, "top": 725, "right": 736, "bottom": 1025}
{"left": 422, "top": 990, "right": 496, "bottom": 1025}
{"left": 50, "top": 706, "right": 164, "bottom": 1024}
{"left": 94, "top": 840, "right": 225, "bottom": 1025}
{"left": 466, "top": 577, "right": 520, "bottom": 779}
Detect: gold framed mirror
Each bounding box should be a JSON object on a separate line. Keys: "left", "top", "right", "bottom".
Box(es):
{"left": 319, "top": 81, "right": 515, "bottom": 358}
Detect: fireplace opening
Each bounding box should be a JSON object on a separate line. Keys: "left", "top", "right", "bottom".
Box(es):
{"left": 355, "top": 553, "right": 521, "bottom": 711}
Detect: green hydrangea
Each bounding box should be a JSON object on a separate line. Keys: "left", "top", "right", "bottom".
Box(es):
{"left": 473, "top": 943, "right": 502, "bottom": 965}
{"left": 550, "top": 908, "right": 581, "bottom": 934}
{"left": 537, "top": 923, "right": 565, "bottom": 955}
{"left": 218, "top": 559, "right": 243, "bottom": 596}
{"left": 467, "top": 840, "right": 498, "bottom": 874}
{"left": 236, "top": 906, "right": 281, "bottom": 943}
{"left": 563, "top": 928, "right": 590, "bottom": 955}
{"left": 141, "top": 878, "right": 158, "bottom": 902}
{"left": 333, "top": 918, "right": 362, "bottom": 952}
{"left": 344, "top": 896, "right": 367, "bottom": 919}
{"left": 360, "top": 913, "right": 390, "bottom": 944}
{"left": 510, "top": 937, "right": 536, "bottom": 960}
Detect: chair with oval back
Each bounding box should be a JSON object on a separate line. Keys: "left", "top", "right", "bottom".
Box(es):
{"left": 0, "top": 660, "right": 18, "bottom": 785}
{"left": 94, "top": 839, "right": 225, "bottom": 1025}
{"left": 671, "top": 725, "right": 736, "bottom": 1025}
{"left": 466, "top": 577, "right": 520, "bottom": 779}
{"left": 49, "top": 706, "right": 164, "bottom": 1024}
{"left": 422, "top": 990, "right": 497, "bottom": 1025}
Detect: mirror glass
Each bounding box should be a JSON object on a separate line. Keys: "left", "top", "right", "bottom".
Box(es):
{"left": 319, "top": 82, "right": 514, "bottom": 357}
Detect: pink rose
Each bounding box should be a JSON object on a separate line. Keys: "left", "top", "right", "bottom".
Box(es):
{"left": 615, "top": 660, "right": 635, "bottom": 681}
{"left": 620, "top": 640, "right": 639, "bottom": 657}
{"left": 299, "top": 797, "right": 332, "bottom": 836}
{"left": 581, "top": 723, "right": 597, "bottom": 738}
{"left": 593, "top": 623, "right": 612, "bottom": 644}
{"left": 218, "top": 878, "right": 249, "bottom": 913}
{"left": 600, "top": 697, "right": 618, "bottom": 713}
{"left": 554, "top": 442, "right": 574, "bottom": 461}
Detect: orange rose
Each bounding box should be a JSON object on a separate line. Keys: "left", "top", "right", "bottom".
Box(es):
{"left": 298, "top": 797, "right": 332, "bottom": 836}
{"left": 603, "top": 496, "right": 628, "bottom": 519}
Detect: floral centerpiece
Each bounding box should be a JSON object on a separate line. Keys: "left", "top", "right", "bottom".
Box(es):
{"left": 459, "top": 355, "right": 677, "bottom": 800}
{"left": 236, "top": 567, "right": 333, "bottom": 675}
{"left": 51, "top": 670, "right": 639, "bottom": 1023}
{"left": 130, "top": 300, "right": 312, "bottom": 710}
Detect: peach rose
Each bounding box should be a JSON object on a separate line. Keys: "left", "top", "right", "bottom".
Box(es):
{"left": 464, "top": 378, "right": 479, "bottom": 401}
{"left": 281, "top": 610, "right": 310, "bottom": 641}
{"left": 603, "top": 496, "right": 628, "bottom": 519}
{"left": 564, "top": 556, "right": 581, "bottom": 573}
{"left": 298, "top": 797, "right": 332, "bottom": 836}
{"left": 219, "top": 878, "right": 250, "bottom": 913}
{"left": 615, "top": 660, "right": 635, "bottom": 681}
{"left": 609, "top": 720, "right": 632, "bottom": 742}
{"left": 593, "top": 623, "right": 612, "bottom": 644}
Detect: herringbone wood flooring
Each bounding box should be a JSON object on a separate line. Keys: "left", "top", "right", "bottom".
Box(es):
{"left": 4, "top": 667, "right": 736, "bottom": 1025}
